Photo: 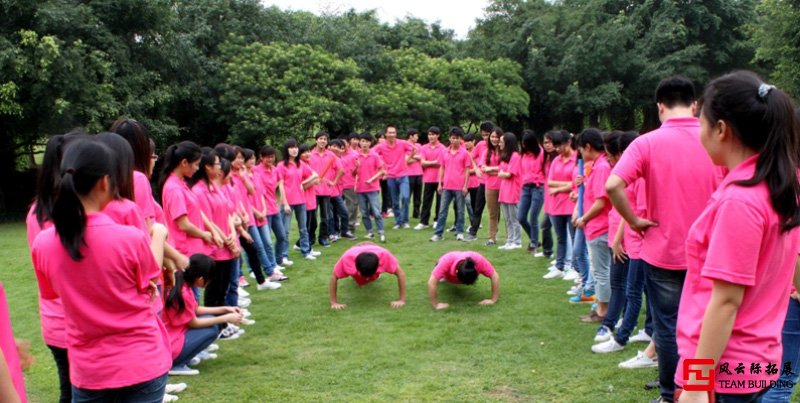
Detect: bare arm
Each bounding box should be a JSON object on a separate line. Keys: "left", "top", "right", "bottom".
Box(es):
{"left": 390, "top": 268, "right": 406, "bottom": 308}
{"left": 176, "top": 215, "right": 212, "bottom": 243}
{"left": 149, "top": 223, "right": 168, "bottom": 268}
{"left": 427, "top": 275, "right": 444, "bottom": 309}
{"left": 479, "top": 272, "right": 500, "bottom": 305}
{"left": 329, "top": 273, "right": 346, "bottom": 310}
{"left": 0, "top": 348, "right": 21, "bottom": 403}
{"left": 606, "top": 174, "right": 657, "bottom": 235}
{"left": 187, "top": 311, "right": 242, "bottom": 328}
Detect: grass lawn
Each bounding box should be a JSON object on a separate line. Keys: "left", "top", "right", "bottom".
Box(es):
{"left": 1, "top": 215, "right": 664, "bottom": 402}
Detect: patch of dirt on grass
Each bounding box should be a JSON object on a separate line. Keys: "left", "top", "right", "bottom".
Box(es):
{"left": 486, "top": 385, "right": 525, "bottom": 402}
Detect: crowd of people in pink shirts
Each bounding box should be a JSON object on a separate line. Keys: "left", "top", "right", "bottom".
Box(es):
{"left": 2, "top": 70, "right": 799, "bottom": 403}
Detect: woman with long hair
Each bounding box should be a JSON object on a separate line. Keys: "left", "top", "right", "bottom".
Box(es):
{"left": 481, "top": 128, "right": 503, "bottom": 246}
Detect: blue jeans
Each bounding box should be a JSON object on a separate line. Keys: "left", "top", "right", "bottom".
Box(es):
{"left": 72, "top": 373, "right": 167, "bottom": 403}
{"left": 255, "top": 224, "right": 278, "bottom": 270}
{"left": 716, "top": 390, "right": 768, "bottom": 402}
{"left": 763, "top": 298, "right": 800, "bottom": 402}
{"left": 518, "top": 184, "right": 544, "bottom": 248}
{"left": 245, "top": 225, "right": 275, "bottom": 276}
{"left": 358, "top": 191, "right": 384, "bottom": 233}
{"left": 387, "top": 176, "right": 410, "bottom": 225}
{"left": 173, "top": 316, "right": 219, "bottom": 367}
{"left": 549, "top": 214, "right": 575, "bottom": 270}
{"left": 434, "top": 190, "right": 465, "bottom": 236}
{"left": 283, "top": 204, "right": 310, "bottom": 255}
{"left": 225, "top": 258, "right": 241, "bottom": 307}
{"left": 268, "top": 213, "right": 288, "bottom": 263}
{"left": 644, "top": 262, "right": 686, "bottom": 403}
{"left": 327, "top": 195, "right": 349, "bottom": 235}
{"left": 572, "top": 228, "right": 592, "bottom": 292}
{"left": 602, "top": 257, "right": 628, "bottom": 330}
{"left": 615, "top": 259, "right": 653, "bottom": 345}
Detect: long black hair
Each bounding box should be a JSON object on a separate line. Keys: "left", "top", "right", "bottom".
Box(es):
{"left": 110, "top": 118, "right": 152, "bottom": 177}
{"left": 485, "top": 127, "right": 503, "bottom": 166}
{"left": 281, "top": 138, "right": 299, "bottom": 166}
{"left": 165, "top": 254, "right": 214, "bottom": 314}
{"left": 699, "top": 70, "right": 800, "bottom": 231}
{"left": 520, "top": 129, "right": 541, "bottom": 157}
{"left": 158, "top": 141, "right": 202, "bottom": 198}
{"left": 576, "top": 128, "right": 605, "bottom": 153}
{"left": 190, "top": 147, "right": 218, "bottom": 188}
{"left": 52, "top": 139, "right": 116, "bottom": 261}
{"left": 500, "top": 132, "right": 519, "bottom": 163}
{"left": 34, "top": 132, "right": 85, "bottom": 226}
{"left": 96, "top": 132, "right": 135, "bottom": 201}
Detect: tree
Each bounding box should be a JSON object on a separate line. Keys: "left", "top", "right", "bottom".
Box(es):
{"left": 750, "top": 0, "right": 800, "bottom": 99}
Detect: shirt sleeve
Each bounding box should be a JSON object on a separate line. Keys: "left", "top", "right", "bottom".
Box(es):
{"left": 471, "top": 253, "right": 497, "bottom": 277}
{"left": 431, "top": 259, "right": 447, "bottom": 280}
{"left": 133, "top": 175, "right": 156, "bottom": 220}
{"left": 701, "top": 200, "right": 763, "bottom": 286}
{"left": 333, "top": 256, "right": 350, "bottom": 279}
{"left": 163, "top": 184, "right": 188, "bottom": 223}
{"left": 611, "top": 137, "right": 647, "bottom": 185}
{"left": 32, "top": 242, "right": 59, "bottom": 300}
{"left": 133, "top": 232, "right": 162, "bottom": 292}
{"left": 379, "top": 250, "right": 399, "bottom": 274}
{"left": 590, "top": 164, "right": 612, "bottom": 202}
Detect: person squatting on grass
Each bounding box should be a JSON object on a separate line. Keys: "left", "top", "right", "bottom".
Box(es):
{"left": 329, "top": 243, "right": 407, "bottom": 310}
{"left": 427, "top": 251, "right": 500, "bottom": 310}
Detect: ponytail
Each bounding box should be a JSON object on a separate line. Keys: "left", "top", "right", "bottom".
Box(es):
{"left": 52, "top": 140, "right": 115, "bottom": 261}
{"left": 700, "top": 71, "right": 800, "bottom": 231}
{"left": 158, "top": 141, "right": 202, "bottom": 199}
{"left": 165, "top": 254, "right": 214, "bottom": 314}
{"left": 456, "top": 257, "right": 479, "bottom": 285}
{"left": 35, "top": 131, "right": 86, "bottom": 226}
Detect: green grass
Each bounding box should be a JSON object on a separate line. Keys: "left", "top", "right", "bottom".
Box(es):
{"left": 1, "top": 216, "right": 663, "bottom": 402}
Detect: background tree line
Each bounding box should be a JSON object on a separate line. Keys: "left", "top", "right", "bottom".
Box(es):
{"left": 0, "top": 0, "right": 797, "bottom": 216}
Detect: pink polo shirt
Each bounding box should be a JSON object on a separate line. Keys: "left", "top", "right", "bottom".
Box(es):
{"left": 612, "top": 117, "right": 723, "bottom": 269}
{"left": 545, "top": 152, "right": 577, "bottom": 216}
{"left": 333, "top": 244, "right": 399, "bottom": 286}
{"left": 374, "top": 140, "right": 414, "bottom": 178}
{"left": 407, "top": 143, "right": 423, "bottom": 176}
{"left": 247, "top": 171, "right": 267, "bottom": 226}
{"left": 482, "top": 150, "right": 502, "bottom": 190}
{"left": 26, "top": 205, "right": 66, "bottom": 349}
{"left": 582, "top": 154, "right": 611, "bottom": 241}
{"left": 303, "top": 161, "right": 318, "bottom": 211}
{"left": 466, "top": 150, "right": 480, "bottom": 189}
{"left": 624, "top": 179, "right": 646, "bottom": 259}
{"left": 253, "top": 164, "right": 280, "bottom": 216}
{"left": 162, "top": 174, "right": 208, "bottom": 255}
{"left": 675, "top": 155, "right": 800, "bottom": 394}
{"left": 421, "top": 142, "right": 445, "bottom": 183}
{"left": 498, "top": 152, "right": 522, "bottom": 204}
{"left": 32, "top": 213, "right": 172, "bottom": 389}
{"left": 355, "top": 151, "right": 384, "bottom": 193}
{"left": 328, "top": 158, "right": 344, "bottom": 197}
{"left": 103, "top": 198, "right": 149, "bottom": 236}
{"left": 520, "top": 148, "right": 546, "bottom": 185}
{"left": 0, "top": 282, "right": 27, "bottom": 402}
{"left": 432, "top": 251, "right": 496, "bottom": 284}
{"left": 133, "top": 170, "right": 156, "bottom": 221}
{"left": 162, "top": 284, "right": 198, "bottom": 360}
{"left": 310, "top": 148, "right": 337, "bottom": 197}
{"left": 230, "top": 174, "right": 256, "bottom": 226}
{"left": 192, "top": 182, "right": 235, "bottom": 261}
{"left": 276, "top": 161, "right": 312, "bottom": 206}
{"left": 440, "top": 147, "right": 471, "bottom": 191}
{"left": 339, "top": 150, "right": 358, "bottom": 191}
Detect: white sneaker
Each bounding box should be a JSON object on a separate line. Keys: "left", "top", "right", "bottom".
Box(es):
{"left": 592, "top": 338, "right": 624, "bottom": 354}
{"left": 304, "top": 254, "right": 317, "bottom": 260}
{"left": 414, "top": 223, "right": 429, "bottom": 230}
{"left": 563, "top": 268, "right": 580, "bottom": 281}
{"left": 168, "top": 365, "right": 199, "bottom": 376}
{"left": 594, "top": 325, "right": 613, "bottom": 342}
{"left": 281, "top": 259, "right": 294, "bottom": 266}
{"left": 249, "top": 272, "right": 255, "bottom": 279}
{"left": 567, "top": 285, "right": 582, "bottom": 296}
{"left": 506, "top": 244, "right": 522, "bottom": 250}
{"left": 238, "top": 288, "right": 250, "bottom": 297}
{"left": 498, "top": 244, "right": 511, "bottom": 250}
{"left": 546, "top": 265, "right": 557, "bottom": 271}
{"left": 165, "top": 383, "right": 187, "bottom": 394}
{"left": 629, "top": 329, "right": 652, "bottom": 344}
{"left": 274, "top": 265, "right": 286, "bottom": 271}
{"left": 218, "top": 326, "right": 240, "bottom": 340}
{"left": 293, "top": 245, "right": 301, "bottom": 251}
{"left": 534, "top": 252, "right": 546, "bottom": 257}
{"left": 257, "top": 281, "right": 281, "bottom": 291}
{"left": 198, "top": 351, "right": 217, "bottom": 360}
{"left": 543, "top": 270, "right": 564, "bottom": 279}
{"left": 310, "top": 250, "right": 322, "bottom": 257}
{"left": 205, "top": 344, "right": 219, "bottom": 352}
{"left": 163, "top": 393, "right": 179, "bottom": 402}
{"left": 379, "top": 233, "right": 386, "bottom": 243}
{"left": 392, "top": 224, "right": 400, "bottom": 230}
{"left": 618, "top": 350, "right": 658, "bottom": 369}
{"left": 430, "top": 235, "right": 443, "bottom": 242}
{"left": 550, "top": 259, "right": 556, "bottom": 265}
{"left": 240, "top": 318, "right": 255, "bottom": 325}
{"left": 402, "top": 223, "right": 411, "bottom": 229}
{"left": 456, "top": 233, "right": 465, "bottom": 241}
{"left": 241, "top": 309, "right": 251, "bottom": 318}
{"left": 365, "top": 232, "right": 375, "bottom": 239}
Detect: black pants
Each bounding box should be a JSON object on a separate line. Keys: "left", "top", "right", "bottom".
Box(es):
{"left": 473, "top": 184, "right": 486, "bottom": 232}
{"left": 408, "top": 175, "right": 423, "bottom": 219}
{"left": 467, "top": 186, "right": 481, "bottom": 235}
{"left": 306, "top": 208, "right": 318, "bottom": 246}
{"left": 420, "top": 182, "right": 441, "bottom": 226}
{"left": 205, "top": 259, "right": 235, "bottom": 307}
{"left": 540, "top": 213, "right": 553, "bottom": 256}
{"left": 380, "top": 180, "right": 391, "bottom": 213}
{"left": 238, "top": 235, "right": 266, "bottom": 284}
{"left": 48, "top": 344, "right": 71, "bottom": 403}
{"left": 316, "top": 195, "right": 330, "bottom": 242}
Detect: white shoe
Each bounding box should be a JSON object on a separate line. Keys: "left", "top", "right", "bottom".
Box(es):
{"left": 594, "top": 325, "right": 613, "bottom": 342}
{"left": 163, "top": 393, "right": 179, "bottom": 402}
{"left": 240, "top": 318, "right": 256, "bottom": 325}
{"left": 506, "top": 244, "right": 522, "bottom": 250}
{"left": 563, "top": 268, "right": 580, "bottom": 281}
{"left": 169, "top": 365, "right": 199, "bottom": 376}
{"left": 241, "top": 309, "right": 251, "bottom": 318}
{"left": 238, "top": 299, "right": 251, "bottom": 308}
{"left": 281, "top": 259, "right": 294, "bottom": 266}
{"left": 618, "top": 350, "right": 658, "bottom": 369}
{"left": 274, "top": 265, "right": 286, "bottom": 271}
{"left": 456, "top": 233, "right": 465, "bottom": 241}
{"left": 218, "top": 326, "right": 240, "bottom": 340}
{"left": 304, "top": 254, "right": 317, "bottom": 260}
{"left": 534, "top": 252, "right": 546, "bottom": 257}
{"left": 550, "top": 259, "right": 556, "bottom": 265}
{"left": 310, "top": 250, "right": 322, "bottom": 257}
{"left": 392, "top": 224, "right": 400, "bottom": 230}
{"left": 567, "top": 285, "right": 582, "bottom": 296}
{"left": 198, "top": 351, "right": 217, "bottom": 361}
{"left": 205, "top": 343, "right": 219, "bottom": 352}
{"left": 166, "top": 383, "right": 187, "bottom": 394}
{"left": 498, "top": 244, "right": 511, "bottom": 250}
{"left": 364, "top": 232, "right": 375, "bottom": 239}
{"left": 430, "top": 235, "right": 443, "bottom": 242}
{"left": 293, "top": 245, "right": 301, "bottom": 251}
{"left": 238, "top": 288, "right": 250, "bottom": 297}
{"left": 257, "top": 281, "right": 281, "bottom": 291}
{"left": 629, "top": 329, "right": 652, "bottom": 344}
{"left": 249, "top": 272, "right": 255, "bottom": 279}
{"left": 543, "top": 270, "right": 564, "bottom": 279}
{"left": 414, "top": 223, "right": 429, "bottom": 230}
{"left": 592, "top": 338, "right": 624, "bottom": 354}
{"left": 546, "top": 265, "right": 557, "bottom": 271}
{"left": 402, "top": 223, "right": 411, "bottom": 229}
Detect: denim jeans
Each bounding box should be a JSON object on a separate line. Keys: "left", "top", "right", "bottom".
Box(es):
{"left": 225, "top": 258, "right": 241, "bottom": 307}
{"left": 358, "top": 191, "right": 385, "bottom": 233}
{"left": 549, "top": 214, "right": 575, "bottom": 270}
{"left": 47, "top": 344, "right": 71, "bottom": 403}
{"left": 615, "top": 259, "right": 652, "bottom": 345}
{"left": 763, "top": 298, "right": 800, "bottom": 402}
{"left": 644, "top": 262, "right": 686, "bottom": 402}
{"left": 283, "top": 204, "right": 310, "bottom": 255}
{"left": 434, "top": 189, "right": 465, "bottom": 236}
{"left": 518, "top": 184, "right": 544, "bottom": 248}
{"left": 327, "top": 195, "right": 349, "bottom": 235}
{"left": 173, "top": 316, "right": 219, "bottom": 367}
{"left": 245, "top": 225, "right": 274, "bottom": 276}
{"left": 540, "top": 213, "right": 553, "bottom": 256}
{"left": 573, "top": 228, "right": 592, "bottom": 292}
{"left": 256, "top": 224, "right": 277, "bottom": 269}
{"left": 268, "top": 213, "right": 288, "bottom": 263}
{"left": 588, "top": 234, "right": 612, "bottom": 303}
{"left": 387, "top": 176, "right": 410, "bottom": 226}
{"left": 72, "top": 373, "right": 167, "bottom": 403}
{"left": 602, "top": 257, "right": 628, "bottom": 330}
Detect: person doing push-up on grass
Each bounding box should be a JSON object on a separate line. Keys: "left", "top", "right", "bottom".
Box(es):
{"left": 329, "top": 243, "right": 406, "bottom": 310}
